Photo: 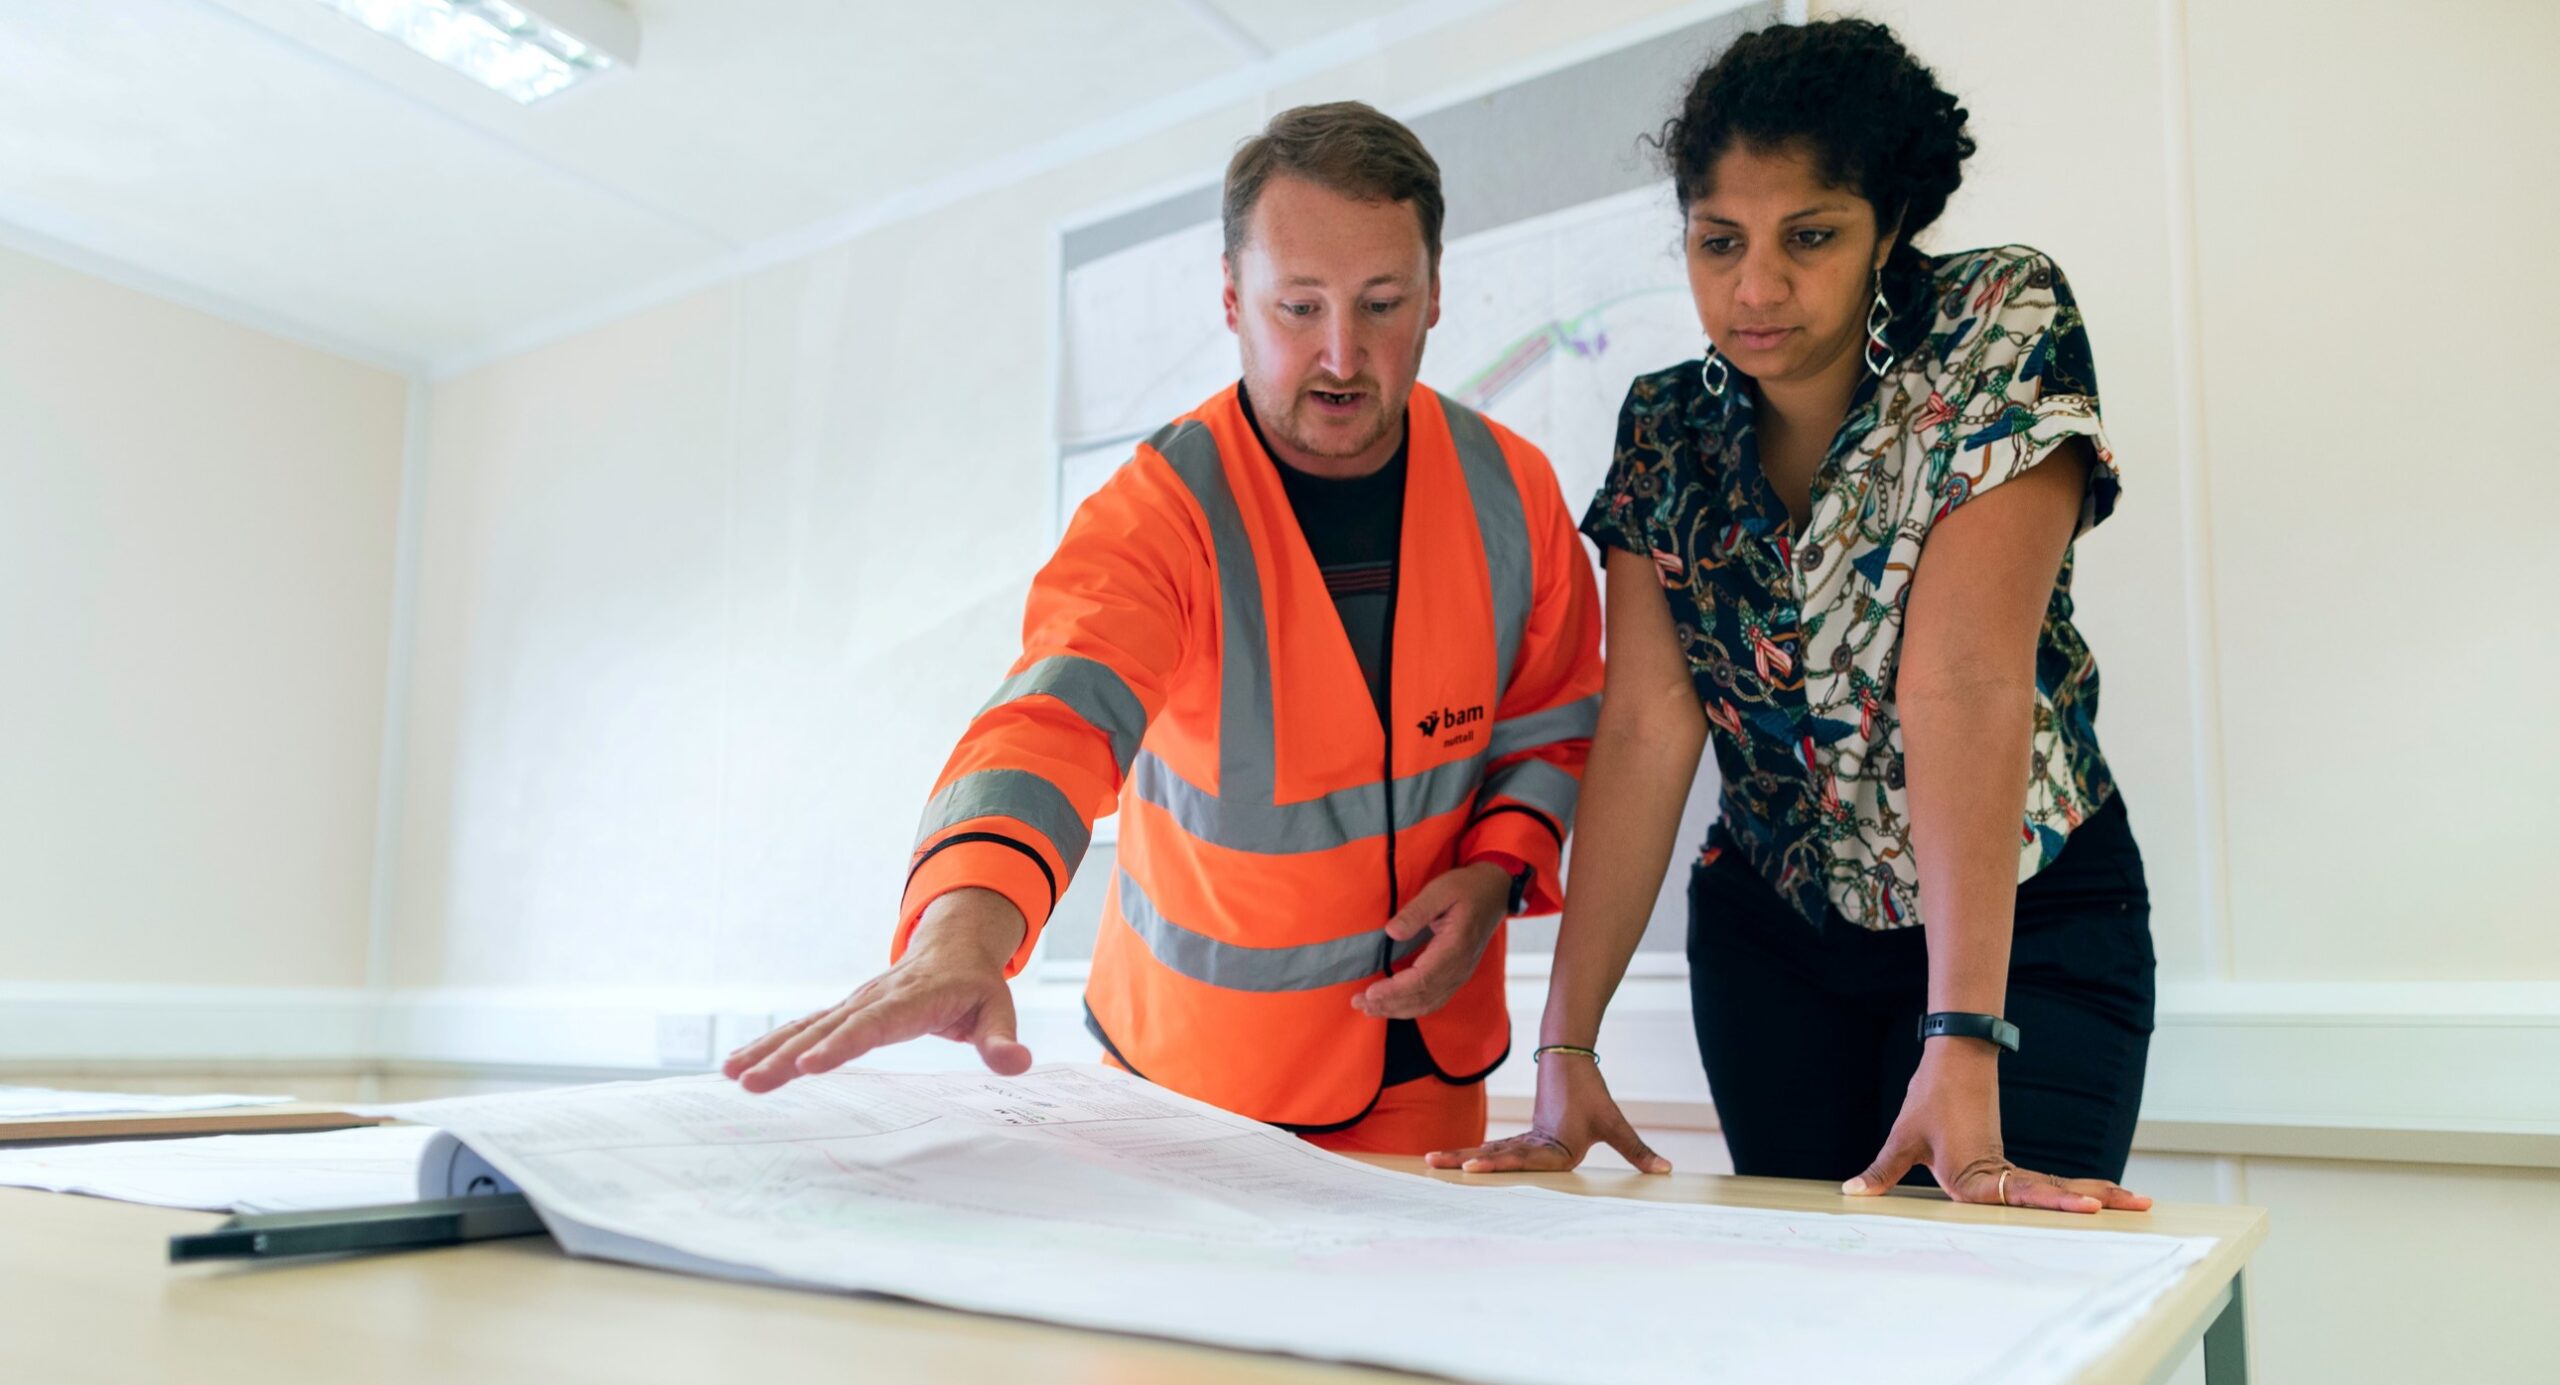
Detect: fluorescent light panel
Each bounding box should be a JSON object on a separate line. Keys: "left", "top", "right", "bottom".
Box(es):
{"left": 314, "top": 0, "right": 637, "bottom": 104}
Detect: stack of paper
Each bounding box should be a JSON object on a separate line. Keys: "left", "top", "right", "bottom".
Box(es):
{"left": 0, "top": 1125, "right": 432, "bottom": 1213}
{"left": 0, "top": 1087, "right": 293, "bottom": 1119}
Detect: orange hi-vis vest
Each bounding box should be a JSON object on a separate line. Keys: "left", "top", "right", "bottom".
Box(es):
{"left": 892, "top": 383, "right": 1603, "bottom": 1129}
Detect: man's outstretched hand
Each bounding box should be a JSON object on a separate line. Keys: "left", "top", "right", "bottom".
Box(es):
{"left": 723, "top": 888, "right": 1031, "bottom": 1092}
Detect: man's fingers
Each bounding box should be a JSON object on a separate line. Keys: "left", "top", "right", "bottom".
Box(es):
{"left": 736, "top": 975, "right": 1019, "bottom": 1093}
{"left": 794, "top": 992, "right": 943, "bottom": 1075}
{"left": 970, "top": 992, "right": 1034, "bottom": 1076}
{"left": 976, "top": 1037, "right": 1035, "bottom": 1076}
{"left": 1382, "top": 893, "right": 1449, "bottom": 943}
{"left": 1351, "top": 971, "right": 1424, "bottom": 1017}
{"left": 738, "top": 1009, "right": 854, "bottom": 1092}
{"left": 1351, "top": 934, "right": 1459, "bottom": 1018}
{"left": 1351, "top": 963, "right": 1451, "bottom": 1019}
{"left": 1604, "top": 1123, "right": 1673, "bottom": 1175}
{"left": 721, "top": 1014, "right": 815, "bottom": 1079}
{"left": 1841, "top": 1141, "right": 1918, "bottom": 1197}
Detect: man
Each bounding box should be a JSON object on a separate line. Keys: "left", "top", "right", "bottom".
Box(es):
{"left": 725, "top": 103, "right": 1601, "bottom": 1155}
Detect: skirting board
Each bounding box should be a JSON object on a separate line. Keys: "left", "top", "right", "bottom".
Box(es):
{"left": 2, "top": 978, "right": 2555, "bottom": 1167}
{"left": 0, "top": 984, "right": 374, "bottom": 1064}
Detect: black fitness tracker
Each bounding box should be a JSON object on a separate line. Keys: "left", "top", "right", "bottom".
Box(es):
{"left": 1918, "top": 1011, "right": 2021, "bottom": 1054}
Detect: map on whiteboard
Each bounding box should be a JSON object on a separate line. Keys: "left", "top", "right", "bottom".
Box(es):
{"left": 1424, "top": 185, "right": 1698, "bottom": 513}
{"left": 1058, "top": 219, "right": 1231, "bottom": 454}
{"left": 1056, "top": 184, "right": 1698, "bottom": 530}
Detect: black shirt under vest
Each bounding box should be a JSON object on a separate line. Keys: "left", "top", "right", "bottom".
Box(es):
{"left": 1237, "top": 385, "right": 1462, "bottom": 1093}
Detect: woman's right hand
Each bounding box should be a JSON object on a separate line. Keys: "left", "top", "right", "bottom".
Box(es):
{"left": 1422, "top": 1053, "right": 1672, "bottom": 1174}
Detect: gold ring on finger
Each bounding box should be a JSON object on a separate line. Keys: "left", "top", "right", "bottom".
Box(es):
{"left": 1997, "top": 1168, "right": 2012, "bottom": 1207}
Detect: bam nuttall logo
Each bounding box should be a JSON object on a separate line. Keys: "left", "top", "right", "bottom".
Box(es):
{"left": 1417, "top": 704, "right": 1485, "bottom": 741}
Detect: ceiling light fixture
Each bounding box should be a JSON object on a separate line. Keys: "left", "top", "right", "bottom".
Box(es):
{"left": 312, "top": 0, "right": 639, "bottom": 104}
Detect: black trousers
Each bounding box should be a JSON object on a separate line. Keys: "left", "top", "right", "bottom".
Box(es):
{"left": 1687, "top": 792, "right": 2155, "bottom": 1186}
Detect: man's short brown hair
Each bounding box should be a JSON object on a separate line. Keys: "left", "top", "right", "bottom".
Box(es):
{"left": 1222, "top": 102, "right": 1445, "bottom": 268}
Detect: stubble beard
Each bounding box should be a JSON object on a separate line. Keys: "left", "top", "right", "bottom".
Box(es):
{"left": 1246, "top": 331, "right": 1427, "bottom": 465}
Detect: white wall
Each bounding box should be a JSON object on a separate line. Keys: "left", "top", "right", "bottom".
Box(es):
{"left": 0, "top": 244, "right": 408, "bottom": 988}
{"left": 1835, "top": 0, "right": 2560, "bottom": 984}
{"left": 2183, "top": 0, "right": 2559, "bottom": 980}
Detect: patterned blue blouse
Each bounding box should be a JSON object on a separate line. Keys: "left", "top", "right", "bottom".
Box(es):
{"left": 1581, "top": 245, "right": 2124, "bottom": 931}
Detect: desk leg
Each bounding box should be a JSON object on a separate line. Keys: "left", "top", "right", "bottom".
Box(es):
{"left": 2202, "top": 1271, "right": 2249, "bottom": 1384}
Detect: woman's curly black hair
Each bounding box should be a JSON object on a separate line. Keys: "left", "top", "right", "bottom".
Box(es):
{"left": 1657, "top": 19, "right": 1975, "bottom": 275}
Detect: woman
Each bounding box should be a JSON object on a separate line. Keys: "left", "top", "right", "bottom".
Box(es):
{"left": 1429, "top": 19, "right": 2155, "bottom": 1213}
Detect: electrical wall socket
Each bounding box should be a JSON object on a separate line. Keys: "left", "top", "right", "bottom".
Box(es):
{"left": 711, "top": 1011, "right": 770, "bottom": 1057}
{"left": 655, "top": 1012, "right": 715, "bottom": 1068}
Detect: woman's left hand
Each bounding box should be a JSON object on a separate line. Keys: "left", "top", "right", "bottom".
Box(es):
{"left": 1842, "top": 1041, "right": 2152, "bottom": 1214}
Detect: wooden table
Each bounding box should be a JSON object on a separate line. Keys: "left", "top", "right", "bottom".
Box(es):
{"left": 0, "top": 1162, "right": 2264, "bottom": 1385}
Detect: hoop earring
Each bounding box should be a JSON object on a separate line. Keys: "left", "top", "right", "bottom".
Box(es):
{"left": 1700, "top": 339, "right": 1730, "bottom": 398}
{"left": 1863, "top": 272, "right": 1896, "bottom": 379}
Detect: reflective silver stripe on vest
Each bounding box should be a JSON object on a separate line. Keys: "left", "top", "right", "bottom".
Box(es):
{"left": 1129, "top": 749, "right": 1487, "bottom": 854}
{"left": 1118, "top": 869, "right": 1399, "bottom": 992}
{"left": 1442, "top": 398, "right": 1532, "bottom": 695}
{"left": 977, "top": 655, "right": 1148, "bottom": 776}
{"left": 1149, "top": 420, "right": 1280, "bottom": 808}
{"left": 914, "top": 768, "right": 1090, "bottom": 872}
{"left": 1485, "top": 693, "right": 1600, "bottom": 761}
{"left": 1476, "top": 756, "right": 1581, "bottom": 832}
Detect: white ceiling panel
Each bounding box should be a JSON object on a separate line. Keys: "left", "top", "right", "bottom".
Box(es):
{"left": 0, "top": 0, "right": 1457, "bottom": 367}
{"left": 1203, "top": 0, "right": 1432, "bottom": 55}
{"left": 0, "top": 0, "right": 725, "bottom": 362}
{"left": 203, "top": 0, "right": 1259, "bottom": 246}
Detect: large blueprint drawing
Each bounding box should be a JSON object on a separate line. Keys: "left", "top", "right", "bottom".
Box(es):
{"left": 370, "top": 1064, "right": 2208, "bottom": 1385}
